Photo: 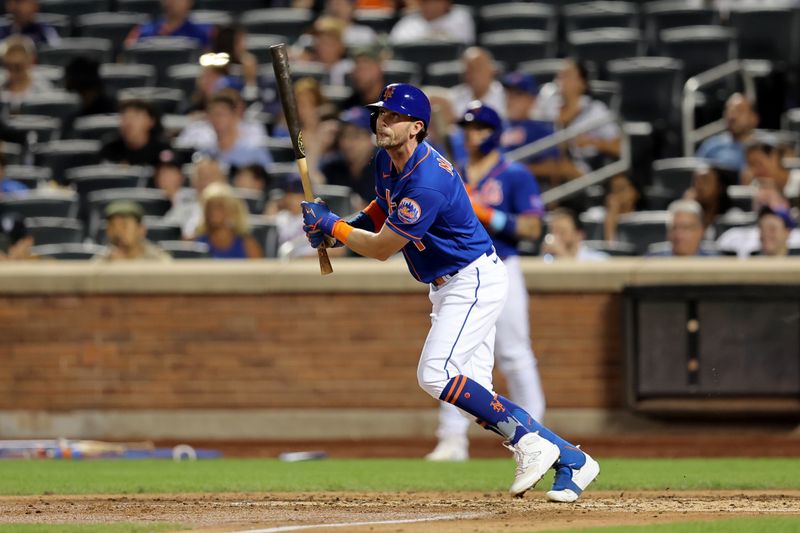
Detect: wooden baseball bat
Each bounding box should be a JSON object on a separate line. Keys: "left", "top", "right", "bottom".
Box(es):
{"left": 270, "top": 43, "right": 333, "bottom": 276}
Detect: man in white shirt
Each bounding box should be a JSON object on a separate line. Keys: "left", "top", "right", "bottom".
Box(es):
{"left": 450, "top": 47, "right": 506, "bottom": 119}
{"left": 389, "top": 0, "right": 475, "bottom": 45}
{"left": 540, "top": 208, "right": 609, "bottom": 261}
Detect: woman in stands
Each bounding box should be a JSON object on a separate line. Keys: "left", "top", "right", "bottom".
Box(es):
{"left": 683, "top": 164, "right": 736, "bottom": 239}
{"left": 194, "top": 182, "right": 262, "bottom": 259}
{"left": 0, "top": 35, "right": 52, "bottom": 114}
{"left": 535, "top": 58, "right": 621, "bottom": 182}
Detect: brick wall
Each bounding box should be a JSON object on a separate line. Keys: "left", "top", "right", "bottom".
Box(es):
{"left": 0, "top": 292, "right": 623, "bottom": 411}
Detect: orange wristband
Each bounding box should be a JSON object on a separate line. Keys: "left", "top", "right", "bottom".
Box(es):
{"left": 471, "top": 201, "right": 495, "bottom": 225}
{"left": 332, "top": 220, "right": 354, "bottom": 244}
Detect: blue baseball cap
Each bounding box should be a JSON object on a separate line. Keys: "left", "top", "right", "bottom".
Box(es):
{"left": 759, "top": 206, "right": 797, "bottom": 229}
{"left": 339, "top": 106, "right": 372, "bottom": 132}
{"left": 501, "top": 71, "right": 539, "bottom": 96}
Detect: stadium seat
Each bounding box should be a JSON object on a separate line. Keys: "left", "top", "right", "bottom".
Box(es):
{"left": 0, "top": 143, "right": 22, "bottom": 165}
{"left": 589, "top": 79, "right": 620, "bottom": 113}
{"left": 517, "top": 58, "right": 566, "bottom": 85}
{"left": 19, "top": 92, "right": 80, "bottom": 123}
{"left": 240, "top": 8, "right": 314, "bottom": 42}
{"left": 659, "top": 26, "right": 736, "bottom": 79}
{"left": 70, "top": 114, "right": 120, "bottom": 141}
{"left": 165, "top": 64, "right": 201, "bottom": 98}
{"left": 643, "top": 1, "right": 718, "bottom": 48}
{"left": 66, "top": 165, "right": 149, "bottom": 210}
{"left": 38, "top": 38, "right": 113, "bottom": 68}
{"left": 563, "top": 1, "right": 639, "bottom": 32}
{"left": 651, "top": 157, "right": 704, "bottom": 197}
{"left": 728, "top": 5, "right": 800, "bottom": 67}
{"left": 76, "top": 12, "right": 148, "bottom": 56}
{"left": 260, "top": 61, "right": 328, "bottom": 84}
{"left": 0, "top": 189, "right": 78, "bottom": 218}
{"left": 479, "top": 3, "right": 557, "bottom": 33}
{"left": 3, "top": 165, "right": 52, "bottom": 189}
{"left": 727, "top": 185, "right": 756, "bottom": 212}
{"left": 353, "top": 9, "right": 396, "bottom": 35}
{"left": 100, "top": 63, "right": 157, "bottom": 96}
{"left": 33, "top": 140, "right": 103, "bottom": 184}
{"left": 578, "top": 210, "right": 605, "bottom": 240}
{"left": 615, "top": 211, "right": 670, "bottom": 255}
{"left": 191, "top": 10, "right": 233, "bottom": 27}
{"left": 382, "top": 60, "right": 421, "bottom": 85}
{"left": 249, "top": 215, "right": 280, "bottom": 258}
{"left": 316, "top": 184, "right": 353, "bottom": 217}
{"left": 26, "top": 217, "right": 84, "bottom": 246}
{"left": 261, "top": 138, "right": 295, "bottom": 164}
{"left": 159, "top": 240, "right": 210, "bottom": 259}
{"left": 122, "top": 37, "right": 200, "bottom": 86}
{"left": 321, "top": 85, "right": 354, "bottom": 108}
{"left": 195, "top": 0, "right": 263, "bottom": 12}
{"left": 646, "top": 240, "right": 718, "bottom": 256}
{"left": 245, "top": 34, "right": 285, "bottom": 65}
{"left": 87, "top": 188, "right": 171, "bottom": 240}
{"left": 5, "top": 115, "right": 61, "bottom": 144}
{"left": 607, "top": 57, "right": 682, "bottom": 127}
{"left": 31, "top": 242, "right": 106, "bottom": 260}
{"left": 39, "top": 0, "right": 110, "bottom": 17}
{"left": 479, "top": 30, "right": 554, "bottom": 70}
{"left": 568, "top": 27, "right": 644, "bottom": 80}
{"left": 425, "top": 60, "right": 463, "bottom": 88}
{"left": 583, "top": 240, "right": 636, "bottom": 256}
{"left": 233, "top": 188, "right": 265, "bottom": 216}
{"left": 30, "top": 13, "right": 69, "bottom": 37}
{"left": 118, "top": 87, "right": 185, "bottom": 115}
{"left": 714, "top": 211, "right": 757, "bottom": 237}
{"left": 392, "top": 41, "right": 465, "bottom": 72}
{"left": 116, "top": 0, "right": 160, "bottom": 16}
{"left": 162, "top": 114, "right": 191, "bottom": 139}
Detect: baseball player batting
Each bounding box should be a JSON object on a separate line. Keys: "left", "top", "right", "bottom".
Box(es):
{"left": 301, "top": 83, "right": 599, "bottom": 501}
{"left": 426, "top": 102, "right": 547, "bottom": 462}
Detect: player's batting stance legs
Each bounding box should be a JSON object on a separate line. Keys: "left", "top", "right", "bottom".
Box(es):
{"left": 301, "top": 83, "right": 598, "bottom": 500}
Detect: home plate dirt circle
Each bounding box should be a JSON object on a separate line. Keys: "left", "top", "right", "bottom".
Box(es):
{"left": 2, "top": 491, "right": 799, "bottom": 532}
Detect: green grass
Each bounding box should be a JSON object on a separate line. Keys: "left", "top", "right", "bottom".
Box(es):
{"left": 0, "top": 458, "right": 798, "bottom": 495}
{"left": 539, "top": 516, "right": 800, "bottom": 533}
{"left": 0, "top": 525, "right": 181, "bottom": 533}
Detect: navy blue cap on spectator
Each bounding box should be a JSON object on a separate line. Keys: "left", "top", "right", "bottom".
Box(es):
{"left": 339, "top": 106, "right": 372, "bottom": 132}
{"left": 759, "top": 205, "right": 797, "bottom": 229}
{"left": 501, "top": 72, "right": 539, "bottom": 96}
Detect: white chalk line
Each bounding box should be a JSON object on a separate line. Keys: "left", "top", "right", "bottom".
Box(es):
{"left": 229, "top": 512, "right": 487, "bottom": 532}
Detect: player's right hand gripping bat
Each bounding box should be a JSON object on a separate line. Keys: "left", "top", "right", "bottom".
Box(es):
{"left": 270, "top": 43, "right": 333, "bottom": 275}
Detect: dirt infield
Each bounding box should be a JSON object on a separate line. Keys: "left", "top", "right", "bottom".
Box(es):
{"left": 3, "top": 491, "right": 799, "bottom": 532}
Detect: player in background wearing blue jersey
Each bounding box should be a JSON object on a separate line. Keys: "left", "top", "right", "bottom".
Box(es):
{"left": 426, "top": 102, "right": 548, "bottom": 462}
{"left": 301, "top": 84, "right": 599, "bottom": 501}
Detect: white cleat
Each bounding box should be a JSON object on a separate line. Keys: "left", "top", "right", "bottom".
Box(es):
{"left": 507, "top": 432, "right": 560, "bottom": 498}
{"left": 545, "top": 452, "right": 600, "bottom": 503}
{"left": 425, "top": 436, "right": 469, "bottom": 462}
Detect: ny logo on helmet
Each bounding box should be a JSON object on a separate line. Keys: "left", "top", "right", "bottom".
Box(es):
{"left": 382, "top": 86, "right": 396, "bottom": 101}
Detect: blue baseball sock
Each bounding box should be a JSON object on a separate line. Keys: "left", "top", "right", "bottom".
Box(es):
{"left": 439, "top": 375, "right": 528, "bottom": 445}
{"left": 497, "top": 394, "right": 585, "bottom": 468}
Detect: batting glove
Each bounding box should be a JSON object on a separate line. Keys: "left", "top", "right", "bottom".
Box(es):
{"left": 301, "top": 199, "right": 341, "bottom": 236}
{"left": 303, "top": 225, "right": 342, "bottom": 249}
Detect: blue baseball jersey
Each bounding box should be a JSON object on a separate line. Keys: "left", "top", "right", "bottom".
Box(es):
{"left": 374, "top": 142, "right": 493, "bottom": 284}
{"left": 465, "top": 157, "right": 544, "bottom": 259}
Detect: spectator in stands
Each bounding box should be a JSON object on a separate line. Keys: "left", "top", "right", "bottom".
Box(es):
{"left": 540, "top": 207, "right": 609, "bottom": 261}
{"left": 194, "top": 182, "right": 262, "bottom": 259}
{"left": 323, "top": 0, "right": 378, "bottom": 47}
{"left": 743, "top": 138, "right": 800, "bottom": 200}
{"left": 0, "top": 151, "right": 28, "bottom": 196}
{"left": 582, "top": 174, "right": 641, "bottom": 242}
{"left": 153, "top": 158, "right": 186, "bottom": 204}
{"left": 500, "top": 71, "right": 559, "bottom": 178}
{"left": 451, "top": 47, "right": 505, "bottom": 119}
{"left": 125, "top": 0, "right": 212, "bottom": 48}
{"left": 100, "top": 99, "right": 170, "bottom": 168}
{"left": 535, "top": 58, "right": 621, "bottom": 181}
{"left": 0, "top": 35, "right": 53, "bottom": 114}
{"left": 185, "top": 54, "right": 241, "bottom": 114}
{"left": 389, "top": 0, "right": 474, "bottom": 45}
{"left": 233, "top": 164, "right": 271, "bottom": 195}
{"left": 0, "top": 212, "right": 34, "bottom": 260}
{"left": 319, "top": 106, "right": 376, "bottom": 210}
{"left": 754, "top": 206, "right": 797, "bottom": 257}
{"left": 649, "top": 200, "right": 715, "bottom": 257}
{"left": 695, "top": 93, "right": 758, "bottom": 173}
{"left": 163, "top": 157, "right": 227, "bottom": 238}
{"left": 717, "top": 179, "right": 800, "bottom": 258}
{"left": 62, "top": 57, "right": 116, "bottom": 138}
{"left": 94, "top": 200, "right": 172, "bottom": 262}
{"left": 338, "top": 45, "right": 385, "bottom": 111}
{"left": 299, "top": 17, "right": 352, "bottom": 86}
{"left": 683, "top": 164, "right": 736, "bottom": 238}
{"left": 197, "top": 89, "right": 272, "bottom": 170}
{"left": 0, "top": 0, "right": 60, "bottom": 46}
{"left": 212, "top": 26, "right": 259, "bottom": 100}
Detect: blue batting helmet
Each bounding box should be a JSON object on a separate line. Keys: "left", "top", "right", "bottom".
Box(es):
{"left": 366, "top": 83, "right": 431, "bottom": 133}
{"left": 458, "top": 101, "right": 503, "bottom": 154}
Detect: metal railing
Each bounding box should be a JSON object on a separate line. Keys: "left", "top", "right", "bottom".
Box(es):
{"left": 505, "top": 113, "right": 631, "bottom": 205}
{"left": 681, "top": 59, "right": 761, "bottom": 157}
